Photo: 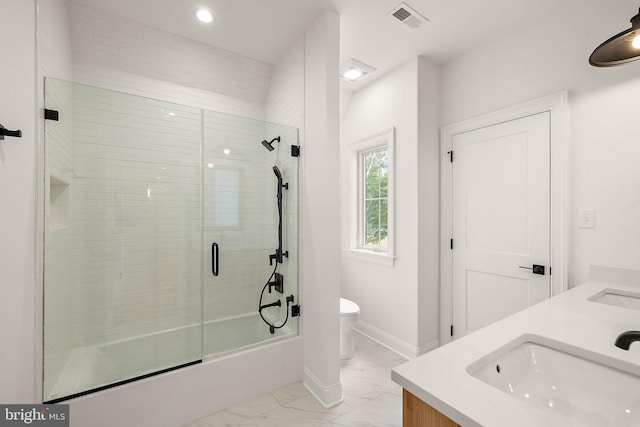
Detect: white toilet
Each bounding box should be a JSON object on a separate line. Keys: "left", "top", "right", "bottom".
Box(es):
{"left": 340, "top": 298, "right": 360, "bottom": 360}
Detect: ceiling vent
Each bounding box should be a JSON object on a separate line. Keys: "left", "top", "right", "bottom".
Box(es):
{"left": 387, "top": 3, "right": 428, "bottom": 29}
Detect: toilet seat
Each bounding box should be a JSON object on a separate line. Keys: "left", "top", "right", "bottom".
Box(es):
{"left": 340, "top": 298, "right": 360, "bottom": 316}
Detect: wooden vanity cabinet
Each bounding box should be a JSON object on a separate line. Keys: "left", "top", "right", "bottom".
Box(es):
{"left": 402, "top": 390, "right": 461, "bottom": 427}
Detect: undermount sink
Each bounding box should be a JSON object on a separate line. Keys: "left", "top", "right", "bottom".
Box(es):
{"left": 467, "top": 335, "right": 640, "bottom": 426}
{"left": 588, "top": 288, "right": 640, "bottom": 311}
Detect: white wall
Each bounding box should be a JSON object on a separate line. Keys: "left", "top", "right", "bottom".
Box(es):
{"left": 263, "top": 15, "right": 344, "bottom": 407}
{"left": 300, "top": 11, "right": 342, "bottom": 407}
{"left": 0, "top": 0, "right": 74, "bottom": 404}
{"left": 341, "top": 60, "right": 423, "bottom": 357}
{"left": 0, "top": 0, "right": 38, "bottom": 403}
{"left": 570, "top": 81, "right": 640, "bottom": 285}
{"left": 441, "top": 0, "right": 640, "bottom": 287}
{"left": 417, "top": 57, "right": 441, "bottom": 350}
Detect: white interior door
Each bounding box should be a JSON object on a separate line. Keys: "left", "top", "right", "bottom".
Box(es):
{"left": 451, "top": 112, "right": 551, "bottom": 339}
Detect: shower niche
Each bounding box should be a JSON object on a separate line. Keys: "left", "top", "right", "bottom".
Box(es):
{"left": 49, "top": 176, "right": 70, "bottom": 230}
{"left": 43, "top": 79, "right": 299, "bottom": 403}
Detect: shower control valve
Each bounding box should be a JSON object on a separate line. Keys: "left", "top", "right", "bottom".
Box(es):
{"left": 269, "top": 249, "right": 289, "bottom": 265}
{"left": 268, "top": 273, "right": 284, "bottom": 294}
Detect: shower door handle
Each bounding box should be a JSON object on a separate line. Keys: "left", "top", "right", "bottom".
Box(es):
{"left": 212, "top": 243, "right": 219, "bottom": 276}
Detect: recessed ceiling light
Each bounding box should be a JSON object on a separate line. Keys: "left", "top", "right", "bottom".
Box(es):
{"left": 195, "top": 8, "right": 214, "bottom": 24}
{"left": 340, "top": 59, "right": 376, "bottom": 82}
{"left": 342, "top": 68, "right": 364, "bottom": 81}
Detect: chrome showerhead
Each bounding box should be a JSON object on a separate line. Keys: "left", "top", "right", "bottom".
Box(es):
{"left": 273, "top": 165, "right": 282, "bottom": 179}
{"left": 261, "top": 136, "right": 281, "bottom": 151}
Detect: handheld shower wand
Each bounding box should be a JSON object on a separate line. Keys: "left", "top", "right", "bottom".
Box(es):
{"left": 269, "top": 166, "right": 288, "bottom": 265}
{"left": 258, "top": 164, "right": 295, "bottom": 335}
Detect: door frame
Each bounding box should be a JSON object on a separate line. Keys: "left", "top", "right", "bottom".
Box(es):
{"left": 440, "top": 92, "right": 569, "bottom": 345}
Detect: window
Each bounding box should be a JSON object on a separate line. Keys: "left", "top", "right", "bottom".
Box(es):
{"left": 362, "top": 148, "right": 388, "bottom": 250}
{"left": 345, "top": 128, "right": 395, "bottom": 266}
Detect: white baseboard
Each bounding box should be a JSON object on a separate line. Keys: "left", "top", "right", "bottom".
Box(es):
{"left": 303, "top": 367, "right": 343, "bottom": 408}
{"left": 417, "top": 338, "right": 440, "bottom": 356}
{"left": 353, "top": 320, "right": 440, "bottom": 359}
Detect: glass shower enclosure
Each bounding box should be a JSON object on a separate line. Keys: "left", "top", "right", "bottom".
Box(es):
{"left": 43, "top": 79, "right": 298, "bottom": 403}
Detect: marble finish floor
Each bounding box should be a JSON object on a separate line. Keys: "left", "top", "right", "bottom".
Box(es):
{"left": 184, "top": 332, "right": 408, "bottom": 426}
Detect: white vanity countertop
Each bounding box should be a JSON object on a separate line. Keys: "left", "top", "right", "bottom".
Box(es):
{"left": 391, "top": 281, "right": 640, "bottom": 426}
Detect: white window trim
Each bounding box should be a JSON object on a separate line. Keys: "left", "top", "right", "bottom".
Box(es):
{"left": 344, "top": 127, "right": 395, "bottom": 266}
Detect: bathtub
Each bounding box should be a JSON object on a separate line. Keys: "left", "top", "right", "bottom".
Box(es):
{"left": 204, "top": 312, "right": 297, "bottom": 357}
{"left": 49, "top": 313, "right": 301, "bottom": 426}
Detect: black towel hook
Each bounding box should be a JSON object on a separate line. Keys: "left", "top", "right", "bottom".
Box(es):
{"left": 0, "top": 123, "right": 22, "bottom": 140}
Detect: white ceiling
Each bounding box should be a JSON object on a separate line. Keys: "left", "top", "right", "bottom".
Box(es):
{"left": 72, "top": 0, "right": 632, "bottom": 91}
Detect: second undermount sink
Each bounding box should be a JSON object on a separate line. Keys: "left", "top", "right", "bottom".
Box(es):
{"left": 588, "top": 288, "right": 640, "bottom": 311}
{"left": 467, "top": 335, "right": 640, "bottom": 426}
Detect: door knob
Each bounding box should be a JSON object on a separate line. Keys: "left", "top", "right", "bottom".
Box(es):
{"left": 519, "top": 264, "right": 545, "bottom": 275}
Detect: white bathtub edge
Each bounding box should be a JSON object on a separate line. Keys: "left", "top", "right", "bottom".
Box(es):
{"left": 67, "top": 336, "right": 303, "bottom": 427}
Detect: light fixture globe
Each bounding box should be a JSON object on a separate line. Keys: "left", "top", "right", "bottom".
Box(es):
{"left": 590, "top": 8, "right": 640, "bottom": 67}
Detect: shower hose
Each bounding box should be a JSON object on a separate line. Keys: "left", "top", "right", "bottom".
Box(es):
{"left": 258, "top": 262, "right": 291, "bottom": 334}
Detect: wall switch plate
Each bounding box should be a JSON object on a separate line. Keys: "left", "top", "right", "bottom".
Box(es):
{"left": 578, "top": 209, "right": 595, "bottom": 229}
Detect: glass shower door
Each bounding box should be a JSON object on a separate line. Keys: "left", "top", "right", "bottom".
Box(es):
{"left": 202, "top": 112, "right": 299, "bottom": 356}
{"left": 43, "top": 79, "right": 202, "bottom": 402}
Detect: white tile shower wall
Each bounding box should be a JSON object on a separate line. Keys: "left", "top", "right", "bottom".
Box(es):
{"left": 201, "top": 113, "right": 299, "bottom": 339}
{"left": 38, "top": 0, "right": 73, "bottom": 82}
{"left": 68, "top": 83, "right": 202, "bottom": 348}
{"left": 203, "top": 112, "right": 270, "bottom": 323}
{"left": 264, "top": 38, "right": 305, "bottom": 129}
{"left": 65, "top": 0, "right": 300, "bottom": 339}
{"left": 257, "top": 125, "right": 299, "bottom": 328}
{"left": 43, "top": 79, "right": 74, "bottom": 400}
{"left": 68, "top": 1, "right": 273, "bottom": 120}
{"left": 264, "top": 38, "right": 305, "bottom": 327}
{"left": 73, "top": 62, "right": 266, "bottom": 121}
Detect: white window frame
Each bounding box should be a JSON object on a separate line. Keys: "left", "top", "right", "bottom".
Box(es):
{"left": 344, "top": 127, "right": 395, "bottom": 266}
